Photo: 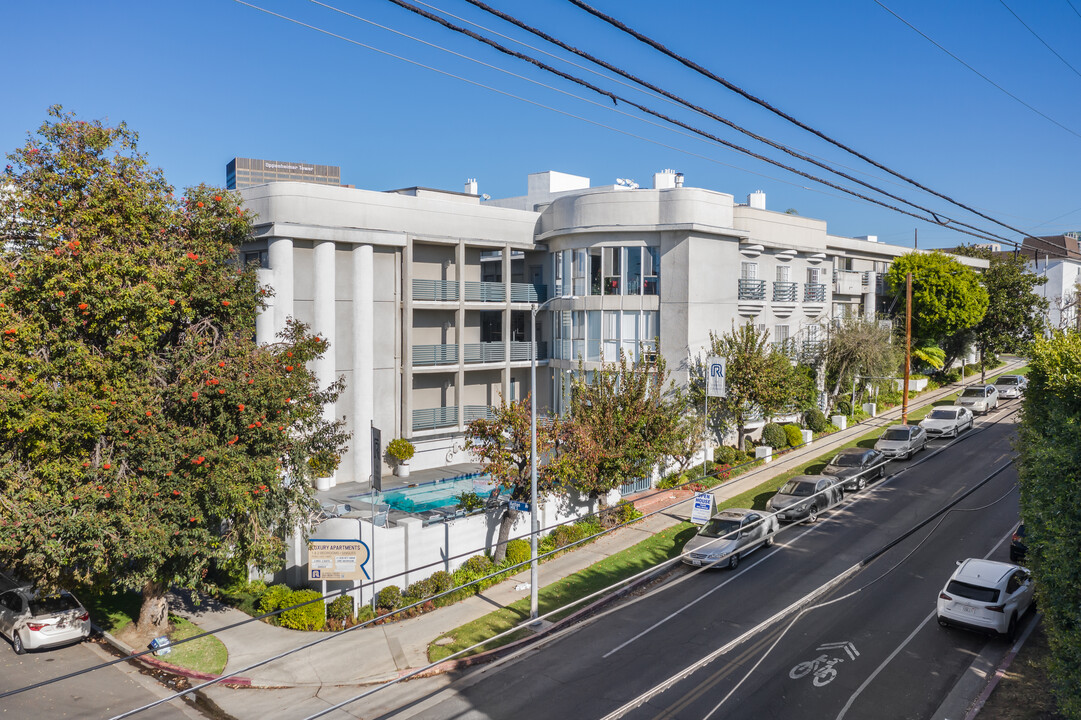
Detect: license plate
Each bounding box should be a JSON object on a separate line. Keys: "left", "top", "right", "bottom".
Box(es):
{"left": 690, "top": 560, "right": 702, "bottom": 567}
{"left": 960, "top": 604, "right": 976, "bottom": 614}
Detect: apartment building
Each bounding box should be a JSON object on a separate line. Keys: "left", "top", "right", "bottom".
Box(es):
{"left": 239, "top": 170, "right": 987, "bottom": 489}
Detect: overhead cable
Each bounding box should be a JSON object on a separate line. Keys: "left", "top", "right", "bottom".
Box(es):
{"left": 998, "top": 0, "right": 1081, "bottom": 81}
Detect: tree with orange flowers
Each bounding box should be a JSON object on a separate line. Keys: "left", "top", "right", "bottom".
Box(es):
{"left": 0, "top": 107, "right": 348, "bottom": 640}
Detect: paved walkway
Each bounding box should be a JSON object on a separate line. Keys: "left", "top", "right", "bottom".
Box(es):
{"left": 168, "top": 361, "right": 1024, "bottom": 692}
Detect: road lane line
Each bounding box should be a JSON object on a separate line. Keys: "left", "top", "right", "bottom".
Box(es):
{"left": 833, "top": 527, "right": 1016, "bottom": 720}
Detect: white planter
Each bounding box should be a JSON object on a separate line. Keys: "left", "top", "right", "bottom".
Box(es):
{"left": 755, "top": 446, "right": 773, "bottom": 463}
{"left": 800, "top": 429, "right": 814, "bottom": 445}
{"left": 862, "top": 402, "right": 877, "bottom": 417}
{"left": 832, "top": 415, "right": 847, "bottom": 430}
{"left": 394, "top": 460, "right": 410, "bottom": 478}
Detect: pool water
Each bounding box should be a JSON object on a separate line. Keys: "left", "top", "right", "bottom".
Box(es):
{"left": 372, "top": 475, "right": 507, "bottom": 514}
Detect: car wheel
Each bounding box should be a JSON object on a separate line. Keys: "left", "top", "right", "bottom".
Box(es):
{"left": 764, "top": 533, "right": 775, "bottom": 548}
{"left": 728, "top": 552, "right": 740, "bottom": 570}
{"left": 807, "top": 505, "right": 819, "bottom": 523}
{"left": 878, "top": 465, "right": 886, "bottom": 479}
{"left": 857, "top": 476, "right": 867, "bottom": 491}
{"left": 12, "top": 631, "right": 25, "bottom": 655}
{"left": 1006, "top": 614, "right": 1018, "bottom": 642}
{"left": 937, "top": 616, "right": 949, "bottom": 628}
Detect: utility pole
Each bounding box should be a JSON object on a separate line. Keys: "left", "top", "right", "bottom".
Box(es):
{"left": 914, "top": 228, "right": 918, "bottom": 250}
{"left": 901, "top": 272, "right": 913, "bottom": 424}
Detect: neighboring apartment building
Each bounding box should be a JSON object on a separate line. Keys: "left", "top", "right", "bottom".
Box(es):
{"left": 226, "top": 157, "right": 342, "bottom": 190}
{"left": 1021, "top": 234, "right": 1081, "bottom": 331}
{"left": 238, "top": 169, "right": 988, "bottom": 489}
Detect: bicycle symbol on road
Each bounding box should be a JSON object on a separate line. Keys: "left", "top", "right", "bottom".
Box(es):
{"left": 789, "top": 641, "right": 859, "bottom": 687}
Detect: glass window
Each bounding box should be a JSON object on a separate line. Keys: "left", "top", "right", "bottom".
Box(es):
{"left": 741, "top": 262, "right": 758, "bottom": 280}
{"left": 807, "top": 267, "right": 821, "bottom": 284}
{"left": 622, "top": 311, "right": 639, "bottom": 359}
{"left": 587, "top": 311, "right": 601, "bottom": 360}
{"left": 774, "top": 325, "right": 790, "bottom": 341}
{"left": 553, "top": 250, "right": 564, "bottom": 297}
{"left": 603, "top": 247, "right": 621, "bottom": 295}
{"left": 603, "top": 311, "right": 620, "bottom": 361}
{"left": 776, "top": 265, "right": 790, "bottom": 282}
{"left": 590, "top": 248, "right": 602, "bottom": 295}
{"left": 625, "top": 248, "right": 642, "bottom": 295}
{"left": 573, "top": 250, "right": 588, "bottom": 296}
{"left": 644, "top": 247, "right": 660, "bottom": 295}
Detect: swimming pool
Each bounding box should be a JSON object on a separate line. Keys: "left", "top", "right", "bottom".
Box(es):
{"left": 369, "top": 475, "right": 508, "bottom": 514}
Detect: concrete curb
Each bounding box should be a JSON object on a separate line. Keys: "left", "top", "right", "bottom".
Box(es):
{"left": 963, "top": 613, "right": 1042, "bottom": 720}
{"left": 95, "top": 624, "right": 253, "bottom": 687}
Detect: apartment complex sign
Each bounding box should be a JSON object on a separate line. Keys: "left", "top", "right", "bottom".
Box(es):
{"left": 706, "top": 357, "right": 726, "bottom": 398}
{"left": 308, "top": 539, "right": 371, "bottom": 581}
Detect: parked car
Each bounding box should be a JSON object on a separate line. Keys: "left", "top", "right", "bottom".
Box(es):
{"left": 767, "top": 475, "right": 844, "bottom": 523}
{"left": 682, "top": 508, "right": 779, "bottom": 570}
{"left": 937, "top": 558, "right": 1034, "bottom": 640}
{"left": 874, "top": 424, "right": 928, "bottom": 460}
{"left": 919, "top": 406, "right": 974, "bottom": 438}
{"left": 956, "top": 385, "right": 1000, "bottom": 414}
{"left": 993, "top": 375, "right": 1027, "bottom": 399}
{"left": 0, "top": 586, "right": 90, "bottom": 654}
{"left": 1010, "top": 524, "right": 1027, "bottom": 562}
{"left": 822, "top": 448, "right": 887, "bottom": 491}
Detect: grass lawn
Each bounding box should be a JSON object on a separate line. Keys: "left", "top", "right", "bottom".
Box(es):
{"left": 979, "top": 621, "right": 1065, "bottom": 719}
{"left": 83, "top": 590, "right": 228, "bottom": 675}
{"left": 426, "top": 374, "right": 1005, "bottom": 662}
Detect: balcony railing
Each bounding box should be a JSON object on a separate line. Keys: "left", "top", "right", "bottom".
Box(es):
{"left": 772, "top": 339, "right": 798, "bottom": 358}
{"left": 510, "top": 341, "right": 547, "bottom": 361}
{"left": 463, "top": 405, "right": 497, "bottom": 423}
{"left": 412, "top": 406, "right": 458, "bottom": 431}
{"left": 738, "top": 278, "right": 766, "bottom": 301}
{"left": 772, "top": 281, "right": 798, "bottom": 302}
{"left": 510, "top": 282, "right": 547, "bottom": 303}
{"left": 464, "top": 342, "right": 505, "bottom": 363}
{"left": 802, "top": 340, "right": 825, "bottom": 357}
{"left": 463, "top": 281, "right": 506, "bottom": 302}
{"left": 413, "top": 279, "right": 459, "bottom": 302}
{"left": 804, "top": 282, "right": 826, "bottom": 302}
{"left": 412, "top": 344, "right": 458, "bottom": 366}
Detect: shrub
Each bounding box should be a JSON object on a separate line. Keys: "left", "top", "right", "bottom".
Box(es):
{"left": 714, "top": 445, "right": 744, "bottom": 466}
{"left": 834, "top": 399, "right": 852, "bottom": 416}
{"left": 761, "top": 422, "right": 787, "bottom": 449}
{"left": 376, "top": 585, "right": 403, "bottom": 612}
{"left": 783, "top": 423, "right": 804, "bottom": 448}
{"left": 505, "top": 538, "right": 531, "bottom": 566}
{"left": 548, "top": 524, "right": 582, "bottom": 550}
{"left": 428, "top": 570, "right": 454, "bottom": 595}
{"left": 326, "top": 595, "right": 354, "bottom": 624}
{"left": 258, "top": 584, "right": 292, "bottom": 616}
{"left": 743, "top": 435, "right": 756, "bottom": 453}
{"left": 613, "top": 499, "right": 643, "bottom": 525}
{"left": 456, "top": 491, "right": 485, "bottom": 511}
{"left": 805, "top": 408, "right": 829, "bottom": 433}
{"left": 386, "top": 438, "right": 415, "bottom": 462}
{"left": 406, "top": 577, "right": 435, "bottom": 601}
{"left": 657, "top": 471, "right": 685, "bottom": 489}
{"left": 279, "top": 589, "right": 326, "bottom": 631}
{"left": 460, "top": 554, "right": 495, "bottom": 578}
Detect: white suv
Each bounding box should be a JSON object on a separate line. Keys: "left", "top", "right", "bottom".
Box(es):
{"left": 937, "top": 558, "right": 1034, "bottom": 640}
{"left": 956, "top": 385, "right": 999, "bottom": 414}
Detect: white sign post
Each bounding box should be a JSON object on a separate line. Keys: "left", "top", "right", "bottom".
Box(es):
{"left": 690, "top": 492, "right": 715, "bottom": 525}
{"left": 702, "top": 357, "right": 727, "bottom": 474}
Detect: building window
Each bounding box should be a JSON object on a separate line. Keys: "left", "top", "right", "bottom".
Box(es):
{"left": 776, "top": 265, "right": 791, "bottom": 282}
{"left": 644, "top": 247, "right": 660, "bottom": 295}
{"left": 624, "top": 248, "right": 641, "bottom": 295}
{"left": 553, "top": 250, "right": 565, "bottom": 296}
{"left": 741, "top": 262, "right": 758, "bottom": 280}
{"left": 604, "top": 247, "right": 621, "bottom": 295}
{"left": 573, "top": 250, "right": 589, "bottom": 296}
{"left": 807, "top": 267, "right": 822, "bottom": 284}
{"left": 243, "top": 249, "right": 269, "bottom": 269}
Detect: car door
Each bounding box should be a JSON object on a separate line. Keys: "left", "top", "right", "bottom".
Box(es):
{"left": 0, "top": 591, "right": 19, "bottom": 638}
{"left": 1003, "top": 570, "right": 1028, "bottom": 616}
{"left": 740, "top": 514, "right": 763, "bottom": 549}
{"left": 913, "top": 426, "right": 927, "bottom": 451}
{"left": 817, "top": 479, "right": 836, "bottom": 508}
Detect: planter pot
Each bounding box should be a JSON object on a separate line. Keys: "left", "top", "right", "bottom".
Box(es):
{"left": 394, "top": 460, "right": 410, "bottom": 478}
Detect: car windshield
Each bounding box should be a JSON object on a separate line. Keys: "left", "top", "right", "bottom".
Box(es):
{"left": 829, "top": 453, "right": 864, "bottom": 467}
{"left": 777, "top": 481, "right": 816, "bottom": 496}
{"left": 947, "top": 580, "right": 999, "bottom": 603}
{"left": 928, "top": 409, "right": 959, "bottom": 420}
{"left": 29, "top": 593, "right": 81, "bottom": 616}
{"left": 997, "top": 377, "right": 1020, "bottom": 385}
{"left": 961, "top": 388, "right": 984, "bottom": 398}
{"left": 883, "top": 428, "right": 910, "bottom": 441}
{"left": 697, "top": 518, "right": 742, "bottom": 539}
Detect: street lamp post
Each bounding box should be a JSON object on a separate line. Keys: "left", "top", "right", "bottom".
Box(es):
{"left": 529, "top": 295, "right": 561, "bottom": 622}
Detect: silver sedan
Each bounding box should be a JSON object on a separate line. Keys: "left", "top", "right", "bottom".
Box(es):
{"left": 767, "top": 475, "right": 844, "bottom": 523}
{"left": 874, "top": 424, "right": 928, "bottom": 460}
{"left": 0, "top": 587, "right": 91, "bottom": 654}
{"left": 682, "top": 508, "right": 779, "bottom": 570}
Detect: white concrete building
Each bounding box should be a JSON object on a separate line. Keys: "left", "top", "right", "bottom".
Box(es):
{"left": 1022, "top": 235, "right": 1081, "bottom": 332}
{"left": 239, "top": 170, "right": 988, "bottom": 488}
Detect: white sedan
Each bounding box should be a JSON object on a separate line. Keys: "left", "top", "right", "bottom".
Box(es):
{"left": 937, "top": 558, "right": 1035, "bottom": 640}
{"left": 919, "top": 406, "right": 974, "bottom": 438}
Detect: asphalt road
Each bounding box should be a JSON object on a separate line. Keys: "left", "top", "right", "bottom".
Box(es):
{"left": 379, "top": 402, "right": 1026, "bottom": 720}
{"left": 0, "top": 636, "right": 202, "bottom": 720}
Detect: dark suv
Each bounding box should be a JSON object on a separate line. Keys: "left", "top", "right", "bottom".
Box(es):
{"left": 1010, "top": 524, "right": 1027, "bottom": 562}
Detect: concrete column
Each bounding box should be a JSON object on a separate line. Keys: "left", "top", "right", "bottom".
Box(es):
{"left": 403, "top": 242, "right": 413, "bottom": 439}
{"left": 502, "top": 244, "right": 512, "bottom": 402}
{"left": 313, "top": 240, "right": 336, "bottom": 490}
{"left": 267, "top": 237, "right": 294, "bottom": 336}
{"left": 353, "top": 244, "right": 374, "bottom": 489}
{"left": 456, "top": 242, "right": 465, "bottom": 428}
{"left": 863, "top": 273, "right": 876, "bottom": 321}
{"left": 255, "top": 268, "right": 275, "bottom": 345}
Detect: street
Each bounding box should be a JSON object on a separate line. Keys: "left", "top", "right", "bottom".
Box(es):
{"left": 372, "top": 404, "right": 1025, "bottom": 720}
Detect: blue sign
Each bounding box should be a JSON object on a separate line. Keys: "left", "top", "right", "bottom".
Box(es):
{"left": 691, "top": 492, "right": 714, "bottom": 525}
{"left": 510, "top": 500, "right": 532, "bottom": 513}
{"left": 707, "top": 357, "right": 726, "bottom": 398}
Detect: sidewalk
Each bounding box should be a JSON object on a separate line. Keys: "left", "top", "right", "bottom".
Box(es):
{"left": 169, "top": 361, "right": 1024, "bottom": 691}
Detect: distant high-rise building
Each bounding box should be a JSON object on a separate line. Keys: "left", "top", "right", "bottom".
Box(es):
{"left": 226, "top": 157, "right": 341, "bottom": 190}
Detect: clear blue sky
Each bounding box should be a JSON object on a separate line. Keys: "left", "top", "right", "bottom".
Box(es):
{"left": 4, "top": 0, "right": 1080, "bottom": 249}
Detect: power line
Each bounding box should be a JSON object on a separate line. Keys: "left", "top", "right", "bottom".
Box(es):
{"left": 998, "top": 0, "right": 1081, "bottom": 81}
{"left": 562, "top": 0, "right": 1081, "bottom": 252}
{"left": 375, "top": 0, "right": 1021, "bottom": 247}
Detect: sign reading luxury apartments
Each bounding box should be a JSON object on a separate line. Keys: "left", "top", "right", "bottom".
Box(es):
{"left": 706, "top": 357, "right": 727, "bottom": 398}
{"left": 308, "top": 539, "right": 371, "bottom": 581}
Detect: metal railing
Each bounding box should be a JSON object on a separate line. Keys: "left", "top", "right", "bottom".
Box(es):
{"left": 463, "top": 342, "right": 505, "bottom": 363}
{"left": 618, "top": 477, "right": 652, "bottom": 496}
{"left": 412, "top": 279, "right": 459, "bottom": 302}
{"left": 463, "top": 281, "right": 506, "bottom": 302}
{"left": 738, "top": 278, "right": 766, "bottom": 300}
{"left": 773, "top": 281, "right": 798, "bottom": 302}
{"left": 802, "top": 340, "right": 825, "bottom": 357}
{"left": 412, "top": 406, "right": 458, "bottom": 431}
{"left": 510, "top": 340, "right": 547, "bottom": 361}
{"left": 412, "top": 344, "right": 458, "bottom": 365}
{"left": 463, "top": 405, "right": 497, "bottom": 423}
{"left": 772, "top": 339, "right": 798, "bottom": 358}
{"left": 510, "top": 282, "right": 547, "bottom": 303}
{"left": 804, "top": 282, "right": 826, "bottom": 302}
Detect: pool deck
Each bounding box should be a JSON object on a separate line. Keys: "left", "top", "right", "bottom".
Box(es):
{"left": 314, "top": 462, "right": 486, "bottom": 524}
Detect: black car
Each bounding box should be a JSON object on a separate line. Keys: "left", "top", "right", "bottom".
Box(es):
{"left": 822, "top": 448, "right": 887, "bottom": 492}
{"left": 1010, "top": 524, "right": 1027, "bottom": 562}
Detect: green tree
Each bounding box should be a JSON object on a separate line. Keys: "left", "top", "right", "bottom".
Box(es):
{"left": 884, "top": 252, "right": 988, "bottom": 360}
{"left": 823, "top": 317, "right": 899, "bottom": 411}
{"left": 1017, "top": 332, "right": 1081, "bottom": 718}
{"left": 463, "top": 396, "right": 567, "bottom": 563}
{"left": 0, "top": 108, "right": 348, "bottom": 639}
{"left": 954, "top": 246, "right": 1049, "bottom": 379}
{"left": 706, "top": 323, "right": 807, "bottom": 450}
{"left": 567, "top": 351, "right": 689, "bottom": 524}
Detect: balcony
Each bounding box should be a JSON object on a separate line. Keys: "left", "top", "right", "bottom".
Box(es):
{"left": 463, "top": 281, "right": 505, "bottom": 302}
{"left": 738, "top": 279, "right": 766, "bottom": 301}
{"left": 412, "top": 406, "right": 458, "bottom": 431}
{"left": 772, "top": 281, "right": 798, "bottom": 302}
{"left": 804, "top": 283, "right": 826, "bottom": 302}
{"left": 412, "top": 344, "right": 458, "bottom": 366}
{"left": 510, "top": 283, "right": 547, "bottom": 303}
{"left": 772, "top": 339, "right": 798, "bottom": 358}
{"left": 834, "top": 270, "right": 863, "bottom": 295}
{"left": 802, "top": 340, "right": 825, "bottom": 357}
{"left": 510, "top": 341, "right": 547, "bottom": 361}
{"left": 463, "top": 405, "right": 497, "bottom": 423}
{"left": 413, "top": 279, "right": 459, "bottom": 302}
{"left": 463, "top": 342, "right": 505, "bottom": 363}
